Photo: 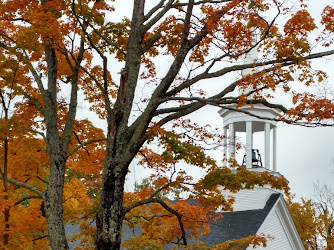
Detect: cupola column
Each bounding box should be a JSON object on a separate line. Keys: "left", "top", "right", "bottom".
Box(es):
{"left": 223, "top": 128, "right": 228, "bottom": 166}
{"left": 246, "top": 121, "right": 253, "bottom": 169}
{"left": 264, "top": 123, "right": 271, "bottom": 170}
{"left": 273, "top": 126, "right": 277, "bottom": 172}
{"left": 228, "top": 123, "right": 235, "bottom": 161}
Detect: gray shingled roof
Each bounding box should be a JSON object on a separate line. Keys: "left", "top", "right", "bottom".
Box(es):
{"left": 198, "top": 193, "right": 280, "bottom": 247}
{"left": 65, "top": 193, "right": 280, "bottom": 249}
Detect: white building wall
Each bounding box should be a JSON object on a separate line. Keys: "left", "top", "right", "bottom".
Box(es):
{"left": 219, "top": 187, "right": 279, "bottom": 212}
{"left": 251, "top": 210, "right": 292, "bottom": 250}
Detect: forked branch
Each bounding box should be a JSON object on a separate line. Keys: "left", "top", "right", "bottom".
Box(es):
{"left": 66, "top": 138, "right": 106, "bottom": 159}
{"left": 0, "top": 175, "right": 44, "bottom": 198}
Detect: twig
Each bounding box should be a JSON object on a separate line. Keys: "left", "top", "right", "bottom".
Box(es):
{"left": 66, "top": 138, "right": 106, "bottom": 158}
{"left": 0, "top": 176, "right": 44, "bottom": 198}
{"left": 14, "top": 195, "right": 42, "bottom": 205}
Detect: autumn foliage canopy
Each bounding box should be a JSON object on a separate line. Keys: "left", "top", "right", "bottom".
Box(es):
{"left": 0, "top": 0, "right": 334, "bottom": 249}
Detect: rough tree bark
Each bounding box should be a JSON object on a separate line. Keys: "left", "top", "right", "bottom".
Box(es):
{"left": 44, "top": 158, "right": 68, "bottom": 250}
{"left": 0, "top": 91, "right": 9, "bottom": 245}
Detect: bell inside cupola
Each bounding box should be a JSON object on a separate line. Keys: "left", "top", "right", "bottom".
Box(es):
{"left": 219, "top": 107, "right": 279, "bottom": 171}
{"left": 242, "top": 149, "right": 263, "bottom": 168}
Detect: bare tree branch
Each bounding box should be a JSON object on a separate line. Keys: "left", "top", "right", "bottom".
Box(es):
{"left": 143, "top": 0, "right": 175, "bottom": 32}
{"left": 14, "top": 195, "right": 42, "bottom": 205}
{"left": 66, "top": 138, "right": 106, "bottom": 159}
{"left": 154, "top": 198, "right": 187, "bottom": 246}
{"left": 21, "top": 51, "right": 47, "bottom": 99}
{"left": 72, "top": 131, "right": 90, "bottom": 156}
{"left": 25, "top": 128, "right": 47, "bottom": 141}
{"left": 32, "top": 234, "right": 49, "bottom": 241}
{"left": 0, "top": 176, "right": 44, "bottom": 198}
{"left": 142, "top": 32, "right": 161, "bottom": 53}
{"left": 144, "top": 0, "right": 168, "bottom": 21}
{"left": 123, "top": 196, "right": 187, "bottom": 246}
{"left": 20, "top": 90, "right": 46, "bottom": 116}
{"left": 87, "top": 21, "right": 126, "bottom": 56}
{"left": 173, "top": 0, "right": 232, "bottom": 7}
{"left": 70, "top": 0, "right": 113, "bottom": 116}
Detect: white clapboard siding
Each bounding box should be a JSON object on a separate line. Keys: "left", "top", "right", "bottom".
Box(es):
{"left": 250, "top": 197, "right": 305, "bottom": 250}
{"left": 219, "top": 187, "right": 279, "bottom": 212}
{"left": 251, "top": 209, "right": 292, "bottom": 250}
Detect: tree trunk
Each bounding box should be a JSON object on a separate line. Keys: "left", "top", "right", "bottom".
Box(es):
{"left": 95, "top": 119, "right": 134, "bottom": 249}
{"left": 42, "top": 40, "right": 69, "bottom": 249}
{"left": 95, "top": 160, "right": 128, "bottom": 250}
{"left": 2, "top": 100, "right": 9, "bottom": 245}
{"left": 95, "top": 2, "right": 146, "bottom": 248}
{"left": 44, "top": 157, "right": 69, "bottom": 250}
{"left": 3, "top": 137, "right": 9, "bottom": 245}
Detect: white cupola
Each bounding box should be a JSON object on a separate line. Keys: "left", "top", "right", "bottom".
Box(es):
{"left": 219, "top": 35, "right": 281, "bottom": 172}
{"left": 219, "top": 104, "right": 280, "bottom": 171}
{"left": 218, "top": 35, "right": 285, "bottom": 212}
